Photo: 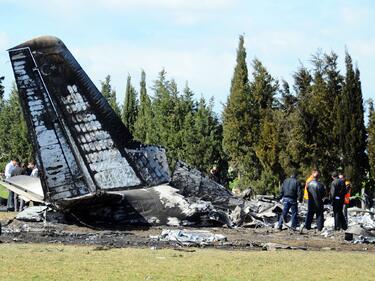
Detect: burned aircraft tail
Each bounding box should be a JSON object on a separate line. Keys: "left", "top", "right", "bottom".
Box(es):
{"left": 8, "top": 36, "right": 240, "bottom": 228}
{"left": 8, "top": 36, "right": 170, "bottom": 209}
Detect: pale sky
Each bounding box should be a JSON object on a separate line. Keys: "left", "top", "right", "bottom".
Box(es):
{"left": 0, "top": 0, "right": 374, "bottom": 113}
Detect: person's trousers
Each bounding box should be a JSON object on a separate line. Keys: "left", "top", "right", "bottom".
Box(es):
{"left": 7, "top": 191, "right": 14, "bottom": 210}
{"left": 278, "top": 198, "right": 298, "bottom": 228}
{"left": 14, "top": 194, "right": 25, "bottom": 212}
{"left": 305, "top": 202, "right": 324, "bottom": 231}
{"left": 343, "top": 204, "right": 348, "bottom": 224}
{"left": 333, "top": 200, "right": 347, "bottom": 230}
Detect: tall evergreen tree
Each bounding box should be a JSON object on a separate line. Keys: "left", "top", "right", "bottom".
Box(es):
{"left": 167, "top": 79, "right": 184, "bottom": 156}
{"left": 279, "top": 80, "right": 297, "bottom": 113}
{"left": 250, "top": 58, "right": 279, "bottom": 117}
{"left": 0, "top": 76, "right": 4, "bottom": 114}
{"left": 288, "top": 53, "right": 343, "bottom": 184}
{"left": 149, "top": 70, "right": 170, "bottom": 157}
{"left": 250, "top": 59, "right": 281, "bottom": 193}
{"left": 166, "top": 83, "right": 193, "bottom": 161}
{"left": 150, "top": 70, "right": 185, "bottom": 161}
{"left": 149, "top": 69, "right": 170, "bottom": 145}
{"left": 0, "top": 76, "right": 4, "bottom": 101}
{"left": 290, "top": 65, "right": 314, "bottom": 176}
{"left": 0, "top": 84, "right": 32, "bottom": 168}
{"left": 134, "top": 70, "right": 153, "bottom": 143}
{"left": 277, "top": 80, "right": 300, "bottom": 177}
{"left": 335, "top": 53, "right": 368, "bottom": 191}
{"left": 249, "top": 59, "right": 279, "bottom": 145}
{"left": 368, "top": 100, "right": 375, "bottom": 178}
{"left": 223, "top": 35, "right": 258, "bottom": 185}
{"left": 100, "top": 75, "right": 121, "bottom": 117}
{"left": 182, "top": 97, "right": 223, "bottom": 173}
{"left": 308, "top": 53, "right": 337, "bottom": 182}
{"left": 325, "top": 52, "right": 344, "bottom": 166}
{"left": 255, "top": 113, "right": 278, "bottom": 170}
{"left": 122, "top": 75, "right": 138, "bottom": 133}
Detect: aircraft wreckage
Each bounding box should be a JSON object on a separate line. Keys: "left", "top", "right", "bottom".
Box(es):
{"left": 5, "top": 36, "right": 253, "bottom": 227}
{"left": 5, "top": 37, "right": 375, "bottom": 245}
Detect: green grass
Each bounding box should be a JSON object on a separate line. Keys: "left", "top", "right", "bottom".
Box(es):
{"left": 0, "top": 244, "right": 373, "bottom": 281}
{"left": 0, "top": 184, "right": 9, "bottom": 199}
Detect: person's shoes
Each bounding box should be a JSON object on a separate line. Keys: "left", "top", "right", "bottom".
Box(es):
{"left": 299, "top": 223, "right": 305, "bottom": 233}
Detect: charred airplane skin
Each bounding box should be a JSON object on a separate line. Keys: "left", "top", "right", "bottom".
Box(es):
{"left": 8, "top": 36, "right": 240, "bottom": 226}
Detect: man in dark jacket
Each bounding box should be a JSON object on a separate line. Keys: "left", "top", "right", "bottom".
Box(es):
{"left": 278, "top": 172, "right": 303, "bottom": 230}
{"left": 304, "top": 171, "right": 325, "bottom": 231}
{"left": 330, "top": 172, "right": 347, "bottom": 230}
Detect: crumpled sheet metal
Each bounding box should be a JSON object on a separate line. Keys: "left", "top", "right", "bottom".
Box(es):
{"left": 154, "top": 229, "right": 227, "bottom": 246}
{"left": 262, "top": 242, "right": 307, "bottom": 251}
{"left": 344, "top": 208, "right": 375, "bottom": 244}
{"left": 16, "top": 206, "right": 48, "bottom": 222}
{"left": 352, "top": 236, "right": 375, "bottom": 244}
{"left": 66, "top": 184, "right": 233, "bottom": 227}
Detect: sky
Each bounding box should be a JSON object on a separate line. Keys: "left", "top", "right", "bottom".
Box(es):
{"left": 0, "top": 0, "right": 374, "bottom": 113}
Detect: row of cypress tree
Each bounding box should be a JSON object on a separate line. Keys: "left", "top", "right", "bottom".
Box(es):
{"left": 0, "top": 35, "right": 373, "bottom": 194}
{"left": 223, "top": 36, "right": 371, "bottom": 194}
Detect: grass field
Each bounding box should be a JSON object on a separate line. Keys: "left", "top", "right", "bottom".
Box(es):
{"left": 0, "top": 244, "right": 373, "bottom": 281}
{"left": 0, "top": 184, "right": 9, "bottom": 199}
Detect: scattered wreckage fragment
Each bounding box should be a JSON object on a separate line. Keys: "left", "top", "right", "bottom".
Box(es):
{"left": 0, "top": 175, "right": 44, "bottom": 203}
{"left": 344, "top": 208, "right": 375, "bottom": 244}
{"left": 151, "top": 229, "right": 227, "bottom": 247}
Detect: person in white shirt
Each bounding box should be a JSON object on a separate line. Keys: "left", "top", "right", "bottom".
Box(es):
{"left": 31, "top": 166, "right": 38, "bottom": 177}
{"left": 5, "top": 158, "right": 18, "bottom": 211}
{"left": 4, "top": 158, "right": 17, "bottom": 179}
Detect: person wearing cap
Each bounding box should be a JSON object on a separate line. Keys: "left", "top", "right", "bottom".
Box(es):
{"left": 330, "top": 171, "right": 347, "bottom": 230}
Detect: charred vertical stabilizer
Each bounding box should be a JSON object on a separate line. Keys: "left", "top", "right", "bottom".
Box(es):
{"left": 8, "top": 36, "right": 170, "bottom": 209}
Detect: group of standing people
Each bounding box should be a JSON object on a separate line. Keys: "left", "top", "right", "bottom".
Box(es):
{"left": 4, "top": 158, "right": 38, "bottom": 212}
{"left": 278, "top": 169, "right": 351, "bottom": 231}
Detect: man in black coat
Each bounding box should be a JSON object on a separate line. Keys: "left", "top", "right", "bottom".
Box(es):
{"left": 277, "top": 172, "right": 303, "bottom": 230}
{"left": 304, "top": 170, "right": 325, "bottom": 231}
{"left": 330, "top": 171, "right": 347, "bottom": 230}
